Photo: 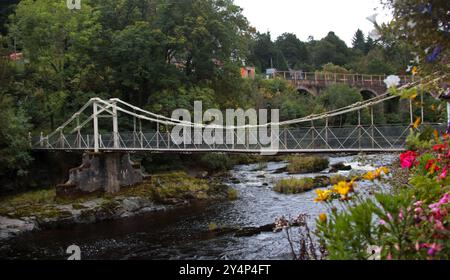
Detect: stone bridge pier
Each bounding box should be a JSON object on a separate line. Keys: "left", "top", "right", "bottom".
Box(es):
{"left": 57, "top": 153, "right": 148, "bottom": 196}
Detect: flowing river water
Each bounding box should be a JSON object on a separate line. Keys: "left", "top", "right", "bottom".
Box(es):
{"left": 0, "top": 154, "right": 397, "bottom": 260}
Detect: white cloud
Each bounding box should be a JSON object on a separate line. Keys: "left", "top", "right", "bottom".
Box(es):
{"left": 234, "top": 0, "right": 392, "bottom": 46}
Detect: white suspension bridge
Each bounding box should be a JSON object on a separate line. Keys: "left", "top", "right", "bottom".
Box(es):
{"left": 31, "top": 81, "right": 445, "bottom": 154}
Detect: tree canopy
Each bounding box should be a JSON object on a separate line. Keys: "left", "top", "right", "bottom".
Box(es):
{"left": 0, "top": 0, "right": 437, "bottom": 188}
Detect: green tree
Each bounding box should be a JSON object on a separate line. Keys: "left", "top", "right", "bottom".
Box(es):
{"left": 351, "top": 47, "right": 395, "bottom": 74}
{"left": 0, "top": 96, "right": 32, "bottom": 179}
{"left": 309, "top": 32, "right": 350, "bottom": 68}
{"left": 148, "top": 86, "right": 217, "bottom": 117}
{"left": 108, "top": 21, "right": 173, "bottom": 106}
{"left": 248, "top": 32, "right": 283, "bottom": 71}
{"left": 321, "top": 63, "right": 350, "bottom": 74}
{"left": 364, "top": 37, "right": 376, "bottom": 55}
{"left": 352, "top": 29, "right": 366, "bottom": 53}
{"left": 0, "top": 41, "right": 32, "bottom": 179}
{"left": 9, "top": 0, "right": 101, "bottom": 130}
{"left": 0, "top": 0, "right": 19, "bottom": 35}
{"left": 319, "top": 84, "right": 366, "bottom": 126}
{"left": 275, "top": 33, "right": 309, "bottom": 69}
{"left": 380, "top": 0, "right": 449, "bottom": 76}
{"left": 154, "top": 0, "right": 251, "bottom": 81}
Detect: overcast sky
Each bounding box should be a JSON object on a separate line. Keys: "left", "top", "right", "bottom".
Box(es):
{"left": 234, "top": 0, "right": 393, "bottom": 46}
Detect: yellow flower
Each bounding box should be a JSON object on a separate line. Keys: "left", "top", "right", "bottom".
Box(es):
{"left": 412, "top": 117, "right": 421, "bottom": 129}
{"left": 379, "top": 167, "right": 390, "bottom": 174}
{"left": 332, "top": 180, "right": 355, "bottom": 197}
{"left": 364, "top": 167, "right": 389, "bottom": 181}
{"left": 314, "top": 189, "right": 332, "bottom": 202}
{"left": 363, "top": 171, "right": 377, "bottom": 181}
{"left": 411, "top": 66, "right": 418, "bottom": 75}
{"left": 374, "top": 167, "right": 389, "bottom": 177}
{"left": 319, "top": 213, "right": 327, "bottom": 223}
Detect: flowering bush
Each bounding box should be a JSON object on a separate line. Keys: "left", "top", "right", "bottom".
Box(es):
{"left": 315, "top": 132, "right": 450, "bottom": 260}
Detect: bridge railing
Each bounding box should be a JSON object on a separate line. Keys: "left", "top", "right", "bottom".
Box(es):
{"left": 31, "top": 124, "right": 446, "bottom": 153}
{"left": 275, "top": 71, "right": 415, "bottom": 87}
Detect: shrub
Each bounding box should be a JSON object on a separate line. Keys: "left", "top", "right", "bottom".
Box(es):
{"left": 274, "top": 177, "right": 315, "bottom": 194}
{"left": 406, "top": 130, "right": 433, "bottom": 150}
{"left": 199, "top": 154, "right": 233, "bottom": 172}
{"left": 315, "top": 131, "right": 450, "bottom": 260}
{"left": 286, "top": 156, "right": 329, "bottom": 174}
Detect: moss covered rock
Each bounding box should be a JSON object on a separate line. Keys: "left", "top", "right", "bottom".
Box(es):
{"left": 286, "top": 156, "right": 329, "bottom": 174}
{"left": 274, "top": 177, "right": 315, "bottom": 194}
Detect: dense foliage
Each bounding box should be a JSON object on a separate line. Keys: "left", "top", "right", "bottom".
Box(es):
{"left": 0, "top": 0, "right": 446, "bottom": 189}
{"left": 247, "top": 29, "right": 411, "bottom": 74}
{"left": 379, "top": 0, "right": 449, "bottom": 97}
{"left": 315, "top": 131, "right": 450, "bottom": 259}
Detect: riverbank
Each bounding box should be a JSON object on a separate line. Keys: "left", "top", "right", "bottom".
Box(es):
{"left": 0, "top": 171, "right": 234, "bottom": 241}
{"left": 0, "top": 153, "right": 401, "bottom": 259}
{"left": 0, "top": 153, "right": 282, "bottom": 242}
{"left": 0, "top": 153, "right": 396, "bottom": 242}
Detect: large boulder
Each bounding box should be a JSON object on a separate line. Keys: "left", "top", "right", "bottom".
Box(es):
{"left": 329, "top": 162, "right": 352, "bottom": 173}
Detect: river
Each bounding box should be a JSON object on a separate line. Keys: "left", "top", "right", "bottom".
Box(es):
{"left": 0, "top": 154, "right": 397, "bottom": 260}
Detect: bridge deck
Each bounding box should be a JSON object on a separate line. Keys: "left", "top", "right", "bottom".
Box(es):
{"left": 33, "top": 124, "right": 443, "bottom": 154}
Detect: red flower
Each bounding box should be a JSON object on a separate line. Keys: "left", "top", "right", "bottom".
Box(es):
{"left": 433, "top": 143, "right": 447, "bottom": 152}
{"left": 400, "top": 151, "right": 418, "bottom": 169}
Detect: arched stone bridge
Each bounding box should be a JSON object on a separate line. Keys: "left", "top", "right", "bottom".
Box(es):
{"left": 275, "top": 71, "right": 416, "bottom": 98}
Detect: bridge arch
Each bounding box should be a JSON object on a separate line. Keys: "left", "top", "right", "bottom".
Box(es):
{"left": 360, "top": 88, "right": 378, "bottom": 100}
{"left": 297, "top": 86, "right": 317, "bottom": 97}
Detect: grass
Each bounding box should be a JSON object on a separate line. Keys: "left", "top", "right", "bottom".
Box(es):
{"left": 102, "top": 171, "right": 214, "bottom": 202}
{"left": 286, "top": 156, "right": 329, "bottom": 174}
{"left": 274, "top": 177, "right": 315, "bottom": 194}
{"left": 0, "top": 188, "right": 56, "bottom": 207}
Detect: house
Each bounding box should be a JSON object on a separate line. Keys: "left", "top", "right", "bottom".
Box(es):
{"left": 240, "top": 66, "right": 255, "bottom": 79}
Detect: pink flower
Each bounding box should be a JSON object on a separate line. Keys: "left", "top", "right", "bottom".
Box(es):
{"left": 387, "top": 252, "right": 392, "bottom": 260}
{"left": 387, "top": 213, "right": 393, "bottom": 221}
{"left": 439, "top": 168, "right": 448, "bottom": 180}
{"left": 379, "top": 219, "right": 387, "bottom": 226}
{"left": 439, "top": 193, "right": 450, "bottom": 205}
{"left": 414, "top": 201, "right": 423, "bottom": 207}
{"left": 434, "top": 220, "right": 446, "bottom": 231}
{"left": 429, "top": 193, "right": 449, "bottom": 208}
{"left": 421, "top": 243, "right": 443, "bottom": 257}
{"left": 429, "top": 207, "right": 445, "bottom": 220}
{"left": 398, "top": 210, "right": 404, "bottom": 220}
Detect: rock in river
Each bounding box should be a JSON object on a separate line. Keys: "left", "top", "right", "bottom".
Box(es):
{"left": 330, "top": 162, "right": 352, "bottom": 173}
